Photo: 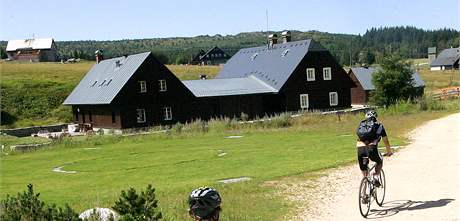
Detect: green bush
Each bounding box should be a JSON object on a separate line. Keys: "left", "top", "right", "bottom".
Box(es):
{"left": 0, "top": 184, "right": 80, "bottom": 221}
{"left": 370, "top": 56, "right": 420, "bottom": 106}
{"left": 112, "top": 184, "right": 162, "bottom": 221}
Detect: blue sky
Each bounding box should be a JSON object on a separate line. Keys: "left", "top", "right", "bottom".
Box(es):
{"left": 1, "top": 0, "right": 459, "bottom": 41}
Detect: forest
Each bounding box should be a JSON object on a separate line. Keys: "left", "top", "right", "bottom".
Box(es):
{"left": 1, "top": 26, "right": 459, "bottom": 65}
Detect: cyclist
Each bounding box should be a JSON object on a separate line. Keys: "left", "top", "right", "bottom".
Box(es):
{"left": 356, "top": 110, "right": 393, "bottom": 187}
{"left": 188, "top": 187, "right": 222, "bottom": 221}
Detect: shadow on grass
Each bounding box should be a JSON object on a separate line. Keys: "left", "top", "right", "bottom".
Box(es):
{"left": 366, "top": 198, "right": 455, "bottom": 219}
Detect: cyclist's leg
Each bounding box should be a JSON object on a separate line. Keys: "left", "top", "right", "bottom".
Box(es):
{"left": 357, "top": 146, "right": 369, "bottom": 177}
{"left": 369, "top": 144, "right": 383, "bottom": 175}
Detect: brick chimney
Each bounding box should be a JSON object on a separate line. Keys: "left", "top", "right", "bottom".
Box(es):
{"left": 95, "top": 50, "right": 104, "bottom": 64}
{"left": 268, "top": 34, "right": 278, "bottom": 47}
{"left": 282, "top": 31, "right": 291, "bottom": 43}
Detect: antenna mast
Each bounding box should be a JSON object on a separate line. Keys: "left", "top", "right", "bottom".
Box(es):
{"left": 266, "top": 9, "right": 269, "bottom": 48}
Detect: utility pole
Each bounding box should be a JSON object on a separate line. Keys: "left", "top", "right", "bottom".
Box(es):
{"left": 266, "top": 9, "right": 269, "bottom": 48}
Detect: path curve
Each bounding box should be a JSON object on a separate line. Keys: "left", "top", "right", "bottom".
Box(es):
{"left": 292, "top": 113, "right": 460, "bottom": 221}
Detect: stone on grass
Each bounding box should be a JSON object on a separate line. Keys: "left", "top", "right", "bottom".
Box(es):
{"left": 79, "top": 207, "right": 119, "bottom": 221}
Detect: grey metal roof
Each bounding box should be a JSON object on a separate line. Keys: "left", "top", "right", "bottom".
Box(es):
{"left": 182, "top": 75, "right": 277, "bottom": 97}
{"left": 430, "top": 47, "right": 460, "bottom": 67}
{"left": 63, "top": 52, "right": 151, "bottom": 105}
{"left": 350, "top": 67, "right": 425, "bottom": 91}
{"left": 216, "top": 39, "right": 326, "bottom": 90}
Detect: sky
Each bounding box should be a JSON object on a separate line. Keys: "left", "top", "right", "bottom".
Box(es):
{"left": 1, "top": 0, "right": 459, "bottom": 41}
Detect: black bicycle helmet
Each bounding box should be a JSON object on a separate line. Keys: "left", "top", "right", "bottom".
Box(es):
{"left": 188, "top": 187, "right": 221, "bottom": 220}
{"left": 365, "top": 110, "right": 378, "bottom": 119}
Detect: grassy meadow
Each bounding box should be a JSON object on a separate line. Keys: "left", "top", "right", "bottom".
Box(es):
{"left": 1, "top": 59, "right": 459, "bottom": 219}
{"left": 1, "top": 99, "right": 459, "bottom": 220}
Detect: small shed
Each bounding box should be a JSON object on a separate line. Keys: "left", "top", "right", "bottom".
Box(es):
{"left": 348, "top": 67, "right": 425, "bottom": 105}
{"left": 6, "top": 38, "right": 58, "bottom": 62}
{"left": 430, "top": 47, "right": 460, "bottom": 71}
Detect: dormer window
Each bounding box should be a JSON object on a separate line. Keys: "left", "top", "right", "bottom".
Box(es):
{"left": 323, "top": 67, "right": 332, "bottom": 80}
{"left": 159, "top": 80, "right": 167, "bottom": 92}
{"left": 281, "top": 49, "right": 290, "bottom": 57}
{"left": 139, "top": 81, "right": 147, "bottom": 93}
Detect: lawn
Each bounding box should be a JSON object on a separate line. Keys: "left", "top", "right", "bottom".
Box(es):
{"left": 1, "top": 107, "right": 458, "bottom": 220}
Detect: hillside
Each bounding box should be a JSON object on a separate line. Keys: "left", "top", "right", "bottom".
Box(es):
{"left": 1, "top": 26, "right": 459, "bottom": 65}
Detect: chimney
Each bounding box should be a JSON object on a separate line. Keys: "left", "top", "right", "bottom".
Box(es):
{"left": 95, "top": 50, "right": 104, "bottom": 64}
{"left": 282, "top": 31, "right": 291, "bottom": 43}
{"left": 268, "top": 34, "right": 278, "bottom": 47}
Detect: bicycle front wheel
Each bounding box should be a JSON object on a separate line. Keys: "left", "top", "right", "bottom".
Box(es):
{"left": 375, "top": 169, "right": 386, "bottom": 206}
{"left": 359, "top": 177, "right": 372, "bottom": 217}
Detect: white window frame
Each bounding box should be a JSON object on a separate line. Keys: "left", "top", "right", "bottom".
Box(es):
{"left": 159, "top": 79, "right": 167, "bottom": 92}
{"left": 306, "top": 68, "right": 315, "bottom": 81}
{"left": 136, "top": 109, "right": 146, "bottom": 123}
{"left": 300, "top": 94, "right": 309, "bottom": 109}
{"left": 323, "top": 67, "right": 332, "bottom": 80}
{"left": 139, "top": 81, "right": 147, "bottom": 93}
{"left": 329, "top": 92, "right": 338, "bottom": 106}
{"left": 163, "top": 107, "right": 172, "bottom": 121}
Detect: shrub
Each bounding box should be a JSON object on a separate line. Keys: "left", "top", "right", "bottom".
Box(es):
{"left": 112, "top": 184, "right": 162, "bottom": 221}
{"left": 0, "top": 184, "right": 80, "bottom": 221}
{"left": 370, "top": 56, "right": 419, "bottom": 106}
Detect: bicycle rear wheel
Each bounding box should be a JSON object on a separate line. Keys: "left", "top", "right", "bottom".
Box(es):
{"left": 359, "top": 177, "right": 372, "bottom": 217}
{"left": 375, "top": 169, "right": 386, "bottom": 206}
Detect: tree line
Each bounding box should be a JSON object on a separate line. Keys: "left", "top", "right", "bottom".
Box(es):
{"left": 1, "top": 26, "right": 458, "bottom": 65}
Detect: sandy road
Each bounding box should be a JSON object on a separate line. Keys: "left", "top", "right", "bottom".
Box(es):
{"left": 294, "top": 113, "right": 460, "bottom": 221}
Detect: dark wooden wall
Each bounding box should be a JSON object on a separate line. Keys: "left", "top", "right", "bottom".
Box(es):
{"left": 348, "top": 70, "right": 368, "bottom": 104}
{"left": 281, "top": 50, "right": 354, "bottom": 111}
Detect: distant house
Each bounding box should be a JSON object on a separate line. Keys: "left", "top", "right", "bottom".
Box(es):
{"left": 6, "top": 38, "right": 58, "bottom": 62}
{"left": 64, "top": 32, "right": 355, "bottom": 129}
{"left": 430, "top": 47, "right": 460, "bottom": 71}
{"left": 348, "top": 67, "right": 425, "bottom": 105}
{"left": 63, "top": 52, "right": 195, "bottom": 129}
{"left": 190, "top": 46, "right": 229, "bottom": 65}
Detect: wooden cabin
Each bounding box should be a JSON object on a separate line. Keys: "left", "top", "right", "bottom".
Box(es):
{"left": 6, "top": 38, "right": 58, "bottom": 62}
{"left": 348, "top": 67, "right": 425, "bottom": 105}
{"left": 190, "top": 46, "right": 230, "bottom": 65}
{"left": 430, "top": 47, "right": 460, "bottom": 71}
{"left": 64, "top": 33, "right": 356, "bottom": 129}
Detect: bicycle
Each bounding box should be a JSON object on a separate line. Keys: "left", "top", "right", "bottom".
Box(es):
{"left": 358, "top": 156, "right": 387, "bottom": 218}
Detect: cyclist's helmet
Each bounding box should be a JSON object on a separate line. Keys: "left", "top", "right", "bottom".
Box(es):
{"left": 188, "top": 187, "right": 221, "bottom": 220}
{"left": 365, "top": 110, "right": 378, "bottom": 119}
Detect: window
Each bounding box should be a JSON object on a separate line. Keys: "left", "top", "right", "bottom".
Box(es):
{"left": 159, "top": 80, "right": 167, "bottom": 92}
{"left": 163, "top": 107, "right": 172, "bottom": 120}
{"left": 88, "top": 111, "right": 92, "bottom": 122}
{"left": 306, "top": 68, "right": 315, "bottom": 81}
{"left": 75, "top": 112, "right": 79, "bottom": 121}
{"left": 136, "top": 109, "right": 146, "bottom": 123}
{"left": 139, "top": 81, "right": 147, "bottom": 93}
{"left": 323, "top": 67, "right": 332, "bottom": 80}
{"left": 300, "top": 94, "right": 309, "bottom": 109}
{"left": 329, "top": 92, "right": 338, "bottom": 106}
{"left": 250, "top": 53, "right": 258, "bottom": 61}
{"left": 281, "top": 49, "right": 290, "bottom": 57}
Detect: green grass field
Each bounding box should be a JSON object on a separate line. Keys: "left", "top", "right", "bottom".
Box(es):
{"left": 2, "top": 107, "right": 459, "bottom": 220}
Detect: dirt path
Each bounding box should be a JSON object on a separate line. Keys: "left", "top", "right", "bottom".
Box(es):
{"left": 291, "top": 113, "right": 460, "bottom": 221}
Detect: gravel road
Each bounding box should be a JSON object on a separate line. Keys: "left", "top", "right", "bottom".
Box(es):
{"left": 290, "top": 113, "right": 460, "bottom": 221}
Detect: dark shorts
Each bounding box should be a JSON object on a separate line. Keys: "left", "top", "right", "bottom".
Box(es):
{"left": 357, "top": 145, "right": 383, "bottom": 171}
